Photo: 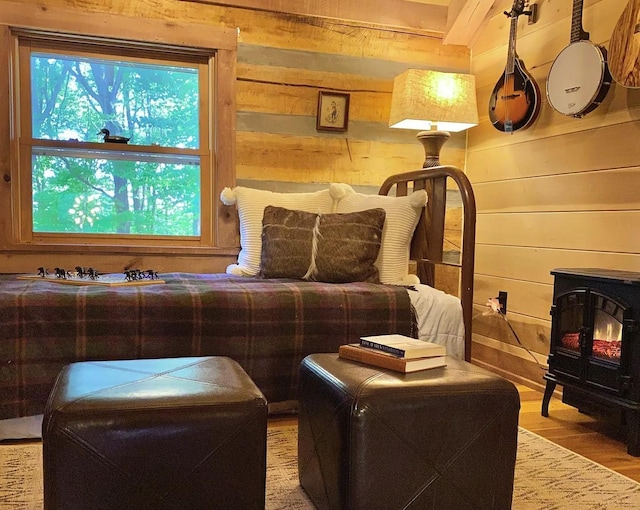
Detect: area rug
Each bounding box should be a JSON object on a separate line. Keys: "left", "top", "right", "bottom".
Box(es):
{"left": 2, "top": 426, "right": 640, "bottom": 509}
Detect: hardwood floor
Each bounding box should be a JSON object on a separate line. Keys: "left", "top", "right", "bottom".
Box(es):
{"left": 269, "top": 383, "right": 640, "bottom": 483}
{"left": 501, "top": 384, "right": 640, "bottom": 482}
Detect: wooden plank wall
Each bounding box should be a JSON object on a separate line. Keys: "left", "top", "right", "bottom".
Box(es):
{"left": 1, "top": 0, "right": 470, "bottom": 280}
{"left": 231, "top": 12, "right": 470, "bottom": 188}
{"left": 468, "top": 0, "right": 640, "bottom": 390}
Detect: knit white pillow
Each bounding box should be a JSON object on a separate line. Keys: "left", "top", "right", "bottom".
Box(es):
{"left": 331, "top": 184, "right": 428, "bottom": 285}
{"left": 220, "top": 186, "right": 335, "bottom": 276}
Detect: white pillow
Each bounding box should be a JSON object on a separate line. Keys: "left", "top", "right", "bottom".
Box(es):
{"left": 220, "top": 186, "right": 335, "bottom": 276}
{"left": 331, "top": 184, "right": 428, "bottom": 285}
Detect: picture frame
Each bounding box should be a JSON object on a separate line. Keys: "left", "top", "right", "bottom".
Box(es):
{"left": 316, "top": 91, "right": 350, "bottom": 132}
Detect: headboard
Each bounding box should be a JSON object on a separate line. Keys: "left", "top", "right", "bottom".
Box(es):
{"left": 379, "top": 165, "right": 476, "bottom": 362}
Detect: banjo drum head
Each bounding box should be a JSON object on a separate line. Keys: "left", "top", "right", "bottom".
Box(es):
{"left": 546, "top": 40, "right": 606, "bottom": 116}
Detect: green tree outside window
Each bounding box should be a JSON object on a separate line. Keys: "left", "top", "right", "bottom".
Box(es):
{"left": 30, "top": 52, "right": 201, "bottom": 236}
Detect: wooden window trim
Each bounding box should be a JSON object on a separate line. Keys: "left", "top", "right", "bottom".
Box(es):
{"left": 17, "top": 42, "right": 213, "bottom": 247}
{"left": 0, "top": 3, "right": 238, "bottom": 266}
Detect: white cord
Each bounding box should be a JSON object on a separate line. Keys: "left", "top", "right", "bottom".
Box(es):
{"left": 476, "top": 299, "right": 544, "bottom": 369}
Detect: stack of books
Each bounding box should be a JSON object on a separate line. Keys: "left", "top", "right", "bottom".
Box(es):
{"left": 338, "top": 334, "right": 447, "bottom": 373}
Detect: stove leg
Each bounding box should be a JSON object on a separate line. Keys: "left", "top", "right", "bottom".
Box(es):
{"left": 541, "top": 380, "right": 556, "bottom": 417}
{"left": 627, "top": 410, "right": 640, "bottom": 457}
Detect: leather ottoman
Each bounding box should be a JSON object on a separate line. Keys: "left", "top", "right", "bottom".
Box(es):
{"left": 298, "top": 354, "right": 520, "bottom": 510}
{"left": 43, "top": 356, "right": 268, "bottom": 510}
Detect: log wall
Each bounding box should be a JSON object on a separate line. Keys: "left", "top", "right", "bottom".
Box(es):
{"left": 0, "top": 0, "right": 469, "bottom": 281}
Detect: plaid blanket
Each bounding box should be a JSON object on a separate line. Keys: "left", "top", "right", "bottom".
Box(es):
{"left": 0, "top": 273, "right": 415, "bottom": 419}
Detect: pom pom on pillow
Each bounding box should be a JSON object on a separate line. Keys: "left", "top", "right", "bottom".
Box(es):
{"left": 220, "top": 187, "right": 237, "bottom": 206}
{"left": 329, "top": 182, "right": 353, "bottom": 202}
{"left": 410, "top": 189, "right": 428, "bottom": 208}
{"left": 225, "top": 263, "right": 245, "bottom": 276}
{"left": 401, "top": 273, "right": 421, "bottom": 285}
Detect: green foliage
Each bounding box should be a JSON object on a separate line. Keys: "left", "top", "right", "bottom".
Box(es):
{"left": 30, "top": 51, "right": 202, "bottom": 236}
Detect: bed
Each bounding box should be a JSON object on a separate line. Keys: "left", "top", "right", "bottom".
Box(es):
{"left": 0, "top": 165, "right": 476, "bottom": 438}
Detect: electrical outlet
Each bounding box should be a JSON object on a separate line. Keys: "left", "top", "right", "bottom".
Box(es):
{"left": 498, "top": 291, "right": 508, "bottom": 315}
{"left": 526, "top": 3, "right": 539, "bottom": 25}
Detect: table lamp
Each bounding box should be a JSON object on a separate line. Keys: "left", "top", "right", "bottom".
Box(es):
{"left": 389, "top": 69, "right": 478, "bottom": 167}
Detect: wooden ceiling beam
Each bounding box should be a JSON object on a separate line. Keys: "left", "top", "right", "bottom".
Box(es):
{"left": 443, "top": 0, "right": 496, "bottom": 46}
{"left": 180, "top": 0, "right": 448, "bottom": 35}
{"left": 181, "top": 0, "right": 497, "bottom": 47}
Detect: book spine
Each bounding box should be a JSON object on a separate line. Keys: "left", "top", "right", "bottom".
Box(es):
{"left": 339, "top": 346, "right": 404, "bottom": 372}
{"left": 360, "top": 339, "right": 405, "bottom": 357}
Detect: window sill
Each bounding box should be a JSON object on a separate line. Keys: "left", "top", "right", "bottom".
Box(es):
{"left": 1, "top": 243, "right": 239, "bottom": 257}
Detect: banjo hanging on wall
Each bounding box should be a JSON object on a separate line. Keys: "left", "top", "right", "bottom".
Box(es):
{"left": 546, "top": 0, "right": 612, "bottom": 117}
{"left": 488, "top": 0, "right": 540, "bottom": 133}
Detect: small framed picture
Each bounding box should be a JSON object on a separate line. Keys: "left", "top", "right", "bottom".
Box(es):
{"left": 316, "top": 91, "right": 350, "bottom": 132}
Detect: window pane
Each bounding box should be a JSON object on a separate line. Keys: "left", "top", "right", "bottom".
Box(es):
{"left": 32, "top": 153, "right": 201, "bottom": 236}
{"left": 31, "top": 52, "right": 199, "bottom": 148}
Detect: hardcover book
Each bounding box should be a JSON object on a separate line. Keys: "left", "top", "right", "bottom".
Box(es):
{"left": 339, "top": 343, "right": 446, "bottom": 373}
{"left": 359, "top": 334, "right": 446, "bottom": 359}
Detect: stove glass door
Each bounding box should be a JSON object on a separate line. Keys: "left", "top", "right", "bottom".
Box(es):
{"left": 590, "top": 294, "right": 623, "bottom": 364}
{"left": 558, "top": 292, "right": 585, "bottom": 354}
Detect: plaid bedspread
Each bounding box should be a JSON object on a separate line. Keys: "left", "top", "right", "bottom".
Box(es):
{"left": 0, "top": 272, "right": 415, "bottom": 419}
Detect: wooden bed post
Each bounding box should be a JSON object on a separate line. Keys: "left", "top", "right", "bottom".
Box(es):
{"left": 379, "top": 166, "right": 476, "bottom": 362}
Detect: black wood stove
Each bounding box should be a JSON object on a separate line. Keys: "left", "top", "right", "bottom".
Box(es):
{"left": 542, "top": 268, "right": 640, "bottom": 456}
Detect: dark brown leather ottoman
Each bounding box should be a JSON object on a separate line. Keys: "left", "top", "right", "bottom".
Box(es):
{"left": 42, "top": 356, "right": 268, "bottom": 510}
{"left": 298, "top": 354, "right": 520, "bottom": 510}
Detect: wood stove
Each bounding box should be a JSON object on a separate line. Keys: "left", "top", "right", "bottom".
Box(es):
{"left": 542, "top": 268, "right": 640, "bottom": 456}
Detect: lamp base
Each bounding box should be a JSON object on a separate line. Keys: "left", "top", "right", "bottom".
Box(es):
{"left": 416, "top": 131, "right": 450, "bottom": 168}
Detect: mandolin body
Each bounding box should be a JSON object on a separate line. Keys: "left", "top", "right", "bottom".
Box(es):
{"left": 609, "top": 0, "right": 640, "bottom": 88}
{"left": 489, "top": 58, "right": 540, "bottom": 133}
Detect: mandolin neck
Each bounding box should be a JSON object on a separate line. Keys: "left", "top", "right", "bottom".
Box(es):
{"left": 506, "top": 15, "right": 518, "bottom": 75}
{"left": 570, "top": 0, "right": 589, "bottom": 42}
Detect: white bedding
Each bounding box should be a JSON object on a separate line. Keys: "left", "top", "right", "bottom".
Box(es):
{"left": 408, "top": 283, "right": 465, "bottom": 360}
{"left": 0, "top": 284, "right": 464, "bottom": 441}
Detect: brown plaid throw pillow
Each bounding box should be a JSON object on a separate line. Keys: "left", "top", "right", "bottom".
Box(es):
{"left": 260, "top": 206, "right": 385, "bottom": 283}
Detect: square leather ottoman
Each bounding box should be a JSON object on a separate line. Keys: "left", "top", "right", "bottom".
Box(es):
{"left": 298, "top": 354, "right": 520, "bottom": 510}
{"left": 43, "top": 356, "right": 267, "bottom": 510}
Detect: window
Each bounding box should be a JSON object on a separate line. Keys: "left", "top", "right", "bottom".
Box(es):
{"left": 0, "top": 14, "right": 237, "bottom": 268}
{"left": 19, "top": 37, "right": 209, "bottom": 244}
{"left": 29, "top": 50, "right": 204, "bottom": 237}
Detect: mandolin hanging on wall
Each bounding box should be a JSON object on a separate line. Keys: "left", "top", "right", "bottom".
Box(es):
{"left": 488, "top": 0, "right": 540, "bottom": 133}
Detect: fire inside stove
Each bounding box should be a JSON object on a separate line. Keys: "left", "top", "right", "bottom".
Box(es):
{"left": 560, "top": 308, "right": 622, "bottom": 362}
{"left": 592, "top": 339, "right": 622, "bottom": 360}
{"left": 560, "top": 332, "right": 580, "bottom": 350}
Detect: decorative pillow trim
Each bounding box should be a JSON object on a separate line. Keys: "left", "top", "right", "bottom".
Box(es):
{"left": 302, "top": 215, "right": 322, "bottom": 280}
